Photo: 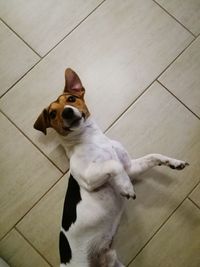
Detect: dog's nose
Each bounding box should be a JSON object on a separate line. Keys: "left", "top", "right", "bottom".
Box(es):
{"left": 62, "top": 108, "right": 74, "bottom": 119}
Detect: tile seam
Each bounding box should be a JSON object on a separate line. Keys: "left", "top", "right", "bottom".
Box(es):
{"left": 15, "top": 227, "right": 54, "bottom": 267}
{"left": 0, "top": 38, "right": 197, "bottom": 175}
{"left": 0, "top": 0, "right": 106, "bottom": 99}
{"left": 188, "top": 180, "right": 200, "bottom": 210}
{"left": 0, "top": 59, "right": 42, "bottom": 99}
{"left": 0, "top": 172, "right": 65, "bottom": 242}
{"left": 157, "top": 36, "right": 197, "bottom": 83}
{"left": 106, "top": 34, "right": 196, "bottom": 132}
{"left": 0, "top": 1, "right": 195, "bottom": 107}
{"left": 157, "top": 80, "right": 200, "bottom": 120}
{"left": 152, "top": 0, "right": 196, "bottom": 37}
{"left": 0, "top": 18, "right": 42, "bottom": 58}
{"left": 41, "top": 0, "right": 106, "bottom": 58}
{"left": 105, "top": 37, "right": 196, "bottom": 133}
{"left": 0, "top": 110, "right": 64, "bottom": 173}
{"left": 15, "top": 172, "right": 65, "bottom": 228}
{"left": 188, "top": 197, "right": 200, "bottom": 210}
{"left": 127, "top": 177, "right": 200, "bottom": 266}
{"left": 105, "top": 81, "right": 154, "bottom": 133}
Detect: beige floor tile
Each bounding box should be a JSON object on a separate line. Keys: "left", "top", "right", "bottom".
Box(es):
{"left": 0, "top": 0, "right": 193, "bottom": 172}
{"left": 17, "top": 174, "right": 69, "bottom": 266}
{"left": 155, "top": 0, "right": 200, "bottom": 35}
{"left": 0, "top": 112, "right": 62, "bottom": 239}
{"left": 0, "top": 229, "right": 50, "bottom": 267}
{"left": 107, "top": 82, "right": 200, "bottom": 264}
{"left": 190, "top": 183, "right": 200, "bottom": 208}
{"left": 0, "top": 21, "right": 39, "bottom": 97}
{"left": 159, "top": 37, "right": 200, "bottom": 118}
{"left": 0, "top": 0, "right": 103, "bottom": 56}
{"left": 130, "top": 199, "right": 200, "bottom": 267}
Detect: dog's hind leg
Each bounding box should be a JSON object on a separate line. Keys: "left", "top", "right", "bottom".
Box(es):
{"left": 127, "top": 153, "right": 189, "bottom": 180}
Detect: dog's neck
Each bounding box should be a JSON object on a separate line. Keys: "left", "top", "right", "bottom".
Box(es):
{"left": 59, "top": 116, "right": 105, "bottom": 157}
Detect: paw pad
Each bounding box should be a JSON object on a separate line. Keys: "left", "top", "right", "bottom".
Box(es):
{"left": 170, "top": 162, "right": 189, "bottom": 170}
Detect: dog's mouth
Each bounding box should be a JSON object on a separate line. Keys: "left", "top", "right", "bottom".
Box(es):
{"left": 63, "top": 113, "right": 85, "bottom": 132}
{"left": 69, "top": 116, "right": 82, "bottom": 128}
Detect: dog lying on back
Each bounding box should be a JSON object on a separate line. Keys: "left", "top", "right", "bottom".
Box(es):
{"left": 34, "top": 68, "right": 188, "bottom": 267}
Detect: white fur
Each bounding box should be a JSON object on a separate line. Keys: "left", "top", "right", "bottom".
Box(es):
{"left": 59, "top": 115, "right": 188, "bottom": 267}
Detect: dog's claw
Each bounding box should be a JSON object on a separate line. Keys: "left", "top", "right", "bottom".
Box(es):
{"left": 169, "top": 161, "right": 189, "bottom": 170}
{"left": 120, "top": 193, "right": 136, "bottom": 200}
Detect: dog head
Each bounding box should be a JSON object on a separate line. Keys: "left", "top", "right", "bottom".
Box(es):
{"left": 34, "top": 68, "right": 90, "bottom": 136}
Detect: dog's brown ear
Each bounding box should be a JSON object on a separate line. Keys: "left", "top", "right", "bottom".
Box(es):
{"left": 34, "top": 109, "right": 50, "bottom": 135}
{"left": 64, "top": 68, "right": 85, "bottom": 98}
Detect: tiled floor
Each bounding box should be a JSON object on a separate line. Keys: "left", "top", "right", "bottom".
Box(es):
{"left": 0, "top": 0, "right": 200, "bottom": 266}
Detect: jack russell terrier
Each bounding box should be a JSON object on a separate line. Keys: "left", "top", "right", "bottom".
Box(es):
{"left": 34, "top": 68, "right": 189, "bottom": 267}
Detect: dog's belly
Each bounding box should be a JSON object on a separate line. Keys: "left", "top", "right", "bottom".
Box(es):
{"left": 63, "top": 183, "right": 124, "bottom": 267}
{"left": 77, "top": 183, "right": 124, "bottom": 234}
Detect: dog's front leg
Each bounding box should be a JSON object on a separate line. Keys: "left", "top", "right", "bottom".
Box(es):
{"left": 109, "top": 171, "right": 136, "bottom": 199}
{"left": 71, "top": 159, "right": 123, "bottom": 191}
{"left": 71, "top": 159, "right": 136, "bottom": 198}
{"left": 127, "top": 154, "right": 189, "bottom": 179}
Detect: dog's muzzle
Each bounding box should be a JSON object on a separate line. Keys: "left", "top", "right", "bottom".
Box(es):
{"left": 62, "top": 106, "right": 83, "bottom": 129}
{"left": 62, "top": 107, "right": 74, "bottom": 120}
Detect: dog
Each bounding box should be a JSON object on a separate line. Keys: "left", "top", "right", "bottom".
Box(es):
{"left": 34, "top": 68, "right": 189, "bottom": 267}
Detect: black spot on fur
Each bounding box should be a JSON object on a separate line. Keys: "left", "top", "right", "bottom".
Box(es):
{"left": 62, "top": 174, "right": 82, "bottom": 231}
{"left": 169, "top": 164, "right": 176, "bottom": 169}
{"left": 59, "top": 231, "right": 72, "bottom": 264}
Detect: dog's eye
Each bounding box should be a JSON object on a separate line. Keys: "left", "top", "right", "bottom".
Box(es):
{"left": 49, "top": 110, "right": 57, "bottom": 119}
{"left": 67, "top": 96, "right": 76, "bottom": 103}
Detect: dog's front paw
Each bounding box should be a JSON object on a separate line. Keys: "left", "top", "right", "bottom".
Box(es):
{"left": 120, "top": 184, "right": 136, "bottom": 200}
{"left": 121, "top": 191, "right": 136, "bottom": 200}
{"left": 168, "top": 160, "right": 189, "bottom": 170}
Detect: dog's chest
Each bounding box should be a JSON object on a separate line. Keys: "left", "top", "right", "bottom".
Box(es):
{"left": 71, "top": 141, "right": 118, "bottom": 165}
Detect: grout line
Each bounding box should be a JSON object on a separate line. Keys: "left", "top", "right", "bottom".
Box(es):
{"left": 156, "top": 37, "right": 196, "bottom": 81}
{"left": 0, "top": 59, "right": 42, "bottom": 99}
{"left": 15, "top": 172, "right": 66, "bottom": 227}
{"left": 105, "top": 37, "right": 196, "bottom": 133}
{"left": 157, "top": 80, "right": 200, "bottom": 120}
{"left": 0, "top": 0, "right": 106, "bottom": 99}
{"left": 41, "top": 0, "right": 106, "bottom": 58}
{"left": 0, "top": 18, "right": 42, "bottom": 58}
{"left": 0, "top": 110, "right": 64, "bottom": 173}
{"left": 188, "top": 197, "right": 200, "bottom": 210}
{"left": 127, "top": 179, "right": 200, "bottom": 266}
{"left": 152, "top": 0, "right": 196, "bottom": 38}
{"left": 15, "top": 227, "right": 54, "bottom": 267}
{"left": 104, "top": 81, "right": 153, "bottom": 133}
{"left": 188, "top": 180, "right": 200, "bottom": 210}
{"left": 0, "top": 172, "right": 66, "bottom": 242}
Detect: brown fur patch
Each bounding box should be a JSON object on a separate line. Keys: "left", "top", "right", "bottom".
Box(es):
{"left": 47, "top": 93, "right": 90, "bottom": 135}
{"left": 34, "top": 68, "right": 89, "bottom": 135}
